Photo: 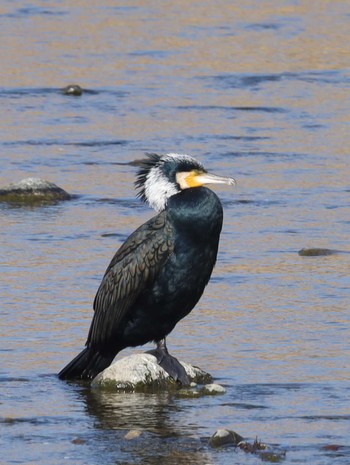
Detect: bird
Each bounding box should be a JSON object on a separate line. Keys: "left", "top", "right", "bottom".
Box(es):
{"left": 58, "top": 153, "right": 235, "bottom": 384}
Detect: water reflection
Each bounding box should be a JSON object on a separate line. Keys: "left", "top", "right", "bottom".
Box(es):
{"left": 81, "top": 387, "right": 211, "bottom": 465}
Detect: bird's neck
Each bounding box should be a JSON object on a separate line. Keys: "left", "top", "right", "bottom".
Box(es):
{"left": 166, "top": 187, "right": 223, "bottom": 238}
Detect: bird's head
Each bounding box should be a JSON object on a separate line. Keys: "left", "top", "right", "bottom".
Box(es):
{"left": 135, "top": 153, "right": 236, "bottom": 212}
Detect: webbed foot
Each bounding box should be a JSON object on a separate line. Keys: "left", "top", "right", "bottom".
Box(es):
{"left": 147, "top": 338, "right": 189, "bottom": 386}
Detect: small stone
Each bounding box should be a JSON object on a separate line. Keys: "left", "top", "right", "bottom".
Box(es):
{"left": 322, "top": 444, "right": 342, "bottom": 451}
{"left": 71, "top": 437, "right": 86, "bottom": 445}
{"left": 298, "top": 248, "right": 339, "bottom": 256}
{"left": 200, "top": 383, "right": 226, "bottom": 395}
{"left": 0, "top": 178, "right": 71, "bottom": 204}
{"left": 62, "top": 84, "right": 83, "bottom": 96}
{"left": 209, "top": 429, "right": 244, "bottom": 448}
{"left": 124, "top": 429, "right": 142, "bottom": 440}
{"left": 3, "top": 417, "right": 15, "bottom": 424}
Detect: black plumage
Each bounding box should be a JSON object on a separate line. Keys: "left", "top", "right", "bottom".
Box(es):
{"left": 58, "top": 153, "right": 235, "bottom": 382}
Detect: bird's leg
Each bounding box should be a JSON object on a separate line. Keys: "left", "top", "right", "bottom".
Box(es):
{"left": 146, "top": 337, "right": 189, "bottom": 386}
{"left": 154, "top": 338, "right": 169, "bottom": 361}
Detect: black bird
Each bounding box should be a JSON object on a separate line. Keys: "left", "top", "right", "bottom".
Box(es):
{"left": 58, "top": 153, "right": 235, "bottom": 383}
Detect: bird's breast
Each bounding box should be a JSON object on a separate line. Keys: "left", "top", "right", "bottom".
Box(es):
{"left": 141, "top": 187, "right": 223, "bottom": 321}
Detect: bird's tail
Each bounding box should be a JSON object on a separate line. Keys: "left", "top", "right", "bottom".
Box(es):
{"left": 58, "top": 347, "right": 115, "bottom": 380}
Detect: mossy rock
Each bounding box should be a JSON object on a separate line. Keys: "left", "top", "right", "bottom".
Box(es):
{"left": 175, "top": 388, "right": 201, "bottom": 398}
{"left": 0, "top": 178, "right": 71, "bottom": 204}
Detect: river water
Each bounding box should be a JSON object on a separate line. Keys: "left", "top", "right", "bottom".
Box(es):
{"left": 1, "top": 1, "right": 349, "bottom": 464}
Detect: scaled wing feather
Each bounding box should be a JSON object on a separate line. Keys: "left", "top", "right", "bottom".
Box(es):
{"left": 87, "top": 212, "right": 173, "bottom": 348}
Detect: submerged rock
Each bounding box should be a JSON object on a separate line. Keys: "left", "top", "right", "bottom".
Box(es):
{"left": 210, "top": 431, "right": 286, "bottom": 461}
{"left": 175, "top": 383, "right": 226, "bottom": 399}
{"left": 298, "top": 248, "right": 339, "bottom": 256}
{"left": 71, "top": 437, "right": 86, "bottom": 445}
{"left": 209, "top": 429, "right": 244, "bottom": 448}
{"left": 175, "top": 388, "right": 202, "bottom": 398}
{"left": 124, "top": 429, "right": 142, "bottom": 440}
{"left": 91, "top": 353, "right": 212, "bottom": 391}
{"left": 238, "top": 438, "right": 286, "bottom": 462}
{"left": 0, "top": 178, "right": 71, "bottom": 204}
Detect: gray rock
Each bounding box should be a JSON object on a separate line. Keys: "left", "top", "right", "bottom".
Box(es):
{"left": 200, "top": 383, "right": 226, "bottom": 395}
{"left": 62, "top": 84, "right": 83, "bottom": 96}
{"left": 209, "top": 429, "right": 244, "bottom": 448}
{"left": 0, "top": 178, "right": 71, "bottom": 204}
{"left": 91, "top": 353, "right": 212, "bottom": 391}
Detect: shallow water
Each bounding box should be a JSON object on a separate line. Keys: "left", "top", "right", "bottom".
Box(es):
{"left": 1, "top": 1, "right": 349, "bottom": 464}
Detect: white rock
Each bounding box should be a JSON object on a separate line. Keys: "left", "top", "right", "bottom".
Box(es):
{"left": 91, "top": 353, "right": 212, "bottom": 391}
{"left": 9, "top": 178, "right": 53, "bottom": 190}
{"left": 201, "top": 383, "right": 226, "bottom": 395}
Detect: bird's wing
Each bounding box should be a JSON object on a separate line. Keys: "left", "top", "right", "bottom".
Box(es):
{"left": 87, "top": 212, "right": 174, "bottom": 348}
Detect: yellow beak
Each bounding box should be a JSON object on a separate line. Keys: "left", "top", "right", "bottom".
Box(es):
{"left": 177, "top": 171, "right": 236, "bottom": 189}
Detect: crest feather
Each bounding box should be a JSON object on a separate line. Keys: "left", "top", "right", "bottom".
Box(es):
{"left": 134, "top": 153, "right": 162, "bottom": 204}
{"left": 134, "top": 153, "right": 205, "bottom": 212}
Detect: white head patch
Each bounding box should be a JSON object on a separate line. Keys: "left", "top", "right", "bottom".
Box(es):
{"left": 143, "top": 164, "right": 180, "bottom": 212}
{"left": 135, "top": 153, "right": 205, "bottom": 212}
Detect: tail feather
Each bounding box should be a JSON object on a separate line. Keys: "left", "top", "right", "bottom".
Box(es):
{"left": 58, "top": 347, "right": 115, "bottom": 380}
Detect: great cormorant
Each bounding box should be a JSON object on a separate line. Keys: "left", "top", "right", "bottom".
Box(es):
{"left": 58, "top": 153, "right": 235, "bottom": 383}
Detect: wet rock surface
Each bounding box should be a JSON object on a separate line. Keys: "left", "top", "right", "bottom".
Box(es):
{"left": 209, "top": 429, "right": 244, "bottom": 448}
{"left": 91, "top": 353, "right": 213, "bottom": 392}
{"left": 61, "top": 84, "right": 83, "bottom": 96}
{"left": 238, "top": 438, "right": 286, "bottom": 462}
{"left": 0, "top": 178, "right": 71, "bottom": 204}
{"left": 209, "top": 431, "right": 286, "bottom": 462}
{"left": 200, "top": 383, "right": 226, "bottom": 395}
